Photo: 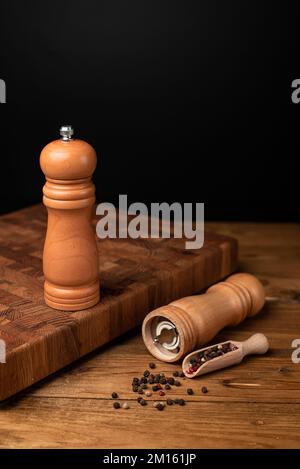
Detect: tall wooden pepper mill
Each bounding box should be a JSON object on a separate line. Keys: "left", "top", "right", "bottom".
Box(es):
{"left": 142, "top": 273, "right": 265, "bottom": 362}
{"left": 40, "top": 125, "right": 100, "bottom": 311}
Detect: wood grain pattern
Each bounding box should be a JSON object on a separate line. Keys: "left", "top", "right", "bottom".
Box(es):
{"left": 0, "top": 214, "right": 299, "bottom": 449}
{"left": 0, "top": 205, "right": 237, "bottom": 402}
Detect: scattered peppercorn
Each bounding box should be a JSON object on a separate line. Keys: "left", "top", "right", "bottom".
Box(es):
{"left": 129, "top": 364, "right": 193, "bottom": 411}
{"left": 111, "top": 392, "right": 118, "bottom": 399}
{"left": 278, "top": 367, "right": 289, "bottom": 373}
{"left": 113, "top": 402, "right": 120, "bottom": 409}
{"left": 201, "top": 386, "right": 208, "bottom": 394}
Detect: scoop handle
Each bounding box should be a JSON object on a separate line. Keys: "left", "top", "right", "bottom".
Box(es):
{"left": 241, "top": 333, "right": 269, "bottom": 356}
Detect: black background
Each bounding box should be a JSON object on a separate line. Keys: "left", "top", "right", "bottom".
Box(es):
{"left": 0, "top": 0, "right": 298, "bottom": 220}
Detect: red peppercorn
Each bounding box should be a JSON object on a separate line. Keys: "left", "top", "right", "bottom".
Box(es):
{"left": 159, "top": 391, "right": 165, "bottom": 396}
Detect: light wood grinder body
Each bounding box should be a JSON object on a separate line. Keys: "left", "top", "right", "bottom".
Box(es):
{"left": 40, "top": 126, "right": 100, "bottom": 311}
{"left": 142, "top": 273, "right": 265, "bottom": 362}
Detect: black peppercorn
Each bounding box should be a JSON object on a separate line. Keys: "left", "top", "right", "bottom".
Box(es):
{"left": 113, "top": 402, "right": 120, "bottom": 409}
{"left": 201, "top": 386, "right": 208, "bottom": 394}
{"left": 187, "top": 388, "right": 194, "bottom": 395}
{"left": 173, "top": 371, "right": 179, "bottom": 377}
{"left": 165, "top": 384, "right": 171, "bottom": 390}
{"left": 157, "top": 403, "right": 164, "bottom": 411}
{"left": 149, "top": 362, "right": 156, "bottom": 369}
{"left": 178, "top": 399, "right": 185, "bottom": 406}
{"left": 111, "top": 392, "right": 118, "bottom": 399}
{"left": 167, "top": 399, "right": 174, "bottom": 405}
{"left": 174, "top": 380, "right": 181, "bottom": 386}
{"left": 167, "top": 377, "right": 175, "bottom": 385}
{"left": 144, "top": 370, "right": 150, "bottom": 377}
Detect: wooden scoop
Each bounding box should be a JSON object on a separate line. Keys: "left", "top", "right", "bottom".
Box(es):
{"left": 182, "top": 333, "right": 269, "bottom": 378}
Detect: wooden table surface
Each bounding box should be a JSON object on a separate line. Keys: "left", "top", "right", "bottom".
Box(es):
{"left": 0, "top": 221, "right": 300, "bottom": 449}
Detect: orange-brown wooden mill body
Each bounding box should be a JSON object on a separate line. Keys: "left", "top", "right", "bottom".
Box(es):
{"left": 40, "top": 126, "right": 100, "bottom": 311}
{"left": 142, "top": 273, "right": 266, "bottom": 362}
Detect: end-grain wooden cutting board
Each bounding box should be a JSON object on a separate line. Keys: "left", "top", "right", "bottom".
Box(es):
{"left": 0, "top": 205, "right": 238, "bottom": 401}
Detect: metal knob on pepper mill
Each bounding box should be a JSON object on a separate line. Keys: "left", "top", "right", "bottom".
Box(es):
{"left": 142, "top": 273, "right": 265, "bottom": 362}
{"left": 40, "top": 126, "right": 100, "bottom": 311}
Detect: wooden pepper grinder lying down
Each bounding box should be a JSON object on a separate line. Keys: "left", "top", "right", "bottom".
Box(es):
{"left": 40, "top": 126, "right": 100, "bottom": 311}
{"left": 142, "top": 273, "right": 265, "bottom": 362}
